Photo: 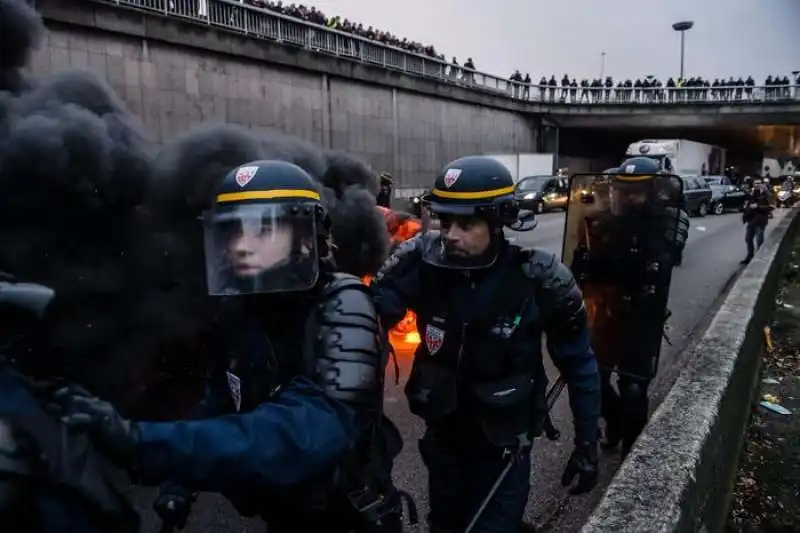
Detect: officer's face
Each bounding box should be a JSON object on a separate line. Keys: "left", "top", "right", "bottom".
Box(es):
{"left": 439, "top": 215, "right": 491, "bottom": 257}
{"left": 227, "top": 222, "right": 293, "bottom": 278}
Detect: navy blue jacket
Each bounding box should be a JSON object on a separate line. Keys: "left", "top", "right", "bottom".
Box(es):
{"left": 372, "top": 233, "right": 600, "bottom": 443}
{"left": 134, "top": 376, "right": 354, "bottom": 491}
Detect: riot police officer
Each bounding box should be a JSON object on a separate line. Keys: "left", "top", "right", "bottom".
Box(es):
{"left": 49, "top": 161, "right": 407, "bottom": 532}
{"left": 0, "top": 273, "right": 139, "bottom": 532}
{"left": 372, "top": 156, "right": 601, "bottom": 533}
{"left": 567, "top": 157, "right": 685, "bottom": 457}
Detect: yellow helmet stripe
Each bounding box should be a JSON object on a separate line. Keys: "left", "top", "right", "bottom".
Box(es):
{"left": 615, "top": 175, "right": 655, "bottom": 183}
{"left": 432, "top": 185, "right": 515, "bottom": 200}
{"left": 216, "top": 189, "right": 321, "bottom": 203}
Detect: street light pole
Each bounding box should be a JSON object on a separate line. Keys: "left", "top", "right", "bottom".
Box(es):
{"left": 600, "top": 52, "right": 606, "bottom": 78}
{"left": 672, "top": 21, "right": 694, "bottom": 80}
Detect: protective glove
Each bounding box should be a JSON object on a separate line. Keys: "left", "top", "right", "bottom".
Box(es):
{"left": 154, "top": 483, "right": 197, "bottom": 531}
{"left": 560, "top": 441, "right": 599, "bottom": 495}
{"left": 50, "top": 386, "right": 139, "bottom": 469}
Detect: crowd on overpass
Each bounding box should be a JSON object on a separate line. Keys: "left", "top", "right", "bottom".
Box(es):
{"left": 505, "top": 74, "right": 798, "bottom": 104}
{"left": 154, "top": 0, "right": 799, "bottom": 105}
{"left": 244, "top": 0, "right": 446, "bottom": 59}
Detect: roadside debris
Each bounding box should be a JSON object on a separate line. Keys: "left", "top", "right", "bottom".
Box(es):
{"left": 727, "top": 250, "right": 800, "bottom": 532}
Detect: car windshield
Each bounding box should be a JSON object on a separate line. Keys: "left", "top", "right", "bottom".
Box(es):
{"left": 517, "top": 177, "right": 550, "bottom": 192}
{"left": 704, "top": 177, "right": 723, "bottom": 185}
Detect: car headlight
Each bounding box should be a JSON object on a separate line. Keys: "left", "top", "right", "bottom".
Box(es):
{"left": 523, "top": 193, "right": 537, "bottom": 200}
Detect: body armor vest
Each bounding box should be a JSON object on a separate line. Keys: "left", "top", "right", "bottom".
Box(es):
{"left": 404, "top": 251, "right": 547, "bottom": 448}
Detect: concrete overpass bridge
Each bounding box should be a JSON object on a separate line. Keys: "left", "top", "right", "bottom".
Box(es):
{"left": 93, "top": 0, "right": 800, "bottom": 160}
{"left": 35, "top": 0, "right": 800, "bottom": 181}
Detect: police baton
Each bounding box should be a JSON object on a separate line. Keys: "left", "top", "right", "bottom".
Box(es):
{"left": 462, "top": 375, "right": 567, "bottom": 533}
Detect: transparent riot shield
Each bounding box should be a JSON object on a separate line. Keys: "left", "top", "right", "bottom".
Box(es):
{"left": 561, "top": 172, "right": 684, "bottom": 380}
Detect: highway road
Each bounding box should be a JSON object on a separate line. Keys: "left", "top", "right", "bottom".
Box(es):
{"left": 130, "top": 208, "right": 790, "bottom": 533}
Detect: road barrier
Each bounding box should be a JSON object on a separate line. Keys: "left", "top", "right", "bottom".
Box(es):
{"left": 582, "top": 207, "right": 800, "bottom": 533}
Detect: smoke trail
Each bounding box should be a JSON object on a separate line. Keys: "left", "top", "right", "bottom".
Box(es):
{"left": 0, "top": 0, "right": 388, "bottom": 417}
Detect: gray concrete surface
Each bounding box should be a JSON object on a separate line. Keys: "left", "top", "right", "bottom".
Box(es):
{"left": 31, "top": 0, "right": 539, "bottom": 189}
{"left": 583, "top": 207, "right": 799, "bottom": 533}
{"left": 126, "top": 209, "right": 788, "bottom": 533}
{"left": 548, "top": 103, "right": 800, "bottom": 129}
{"left": 31, "top": 0, "right": 798, "bottom": 191}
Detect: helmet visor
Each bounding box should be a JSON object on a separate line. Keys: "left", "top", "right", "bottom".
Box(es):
{"left": 203, "top": 203, "right": 319, "bottom": 295}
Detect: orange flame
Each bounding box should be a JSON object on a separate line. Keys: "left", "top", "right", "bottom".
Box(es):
{"left": 362, "top": 207, "right": 424, "bottom": 355}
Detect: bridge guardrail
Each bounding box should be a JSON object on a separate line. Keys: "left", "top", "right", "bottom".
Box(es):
{"left": 582, "top": 208, "right": 800, "bottom": 533}
{"left": 99, "top": 0, "right": 800, "bottom": 106}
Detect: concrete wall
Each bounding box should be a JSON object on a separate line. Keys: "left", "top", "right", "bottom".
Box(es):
{"left": 29, "top": 0, "right": 539, "bottom": 188}
{"left": 583, "top": 208, "right": 800, "bottom": 533}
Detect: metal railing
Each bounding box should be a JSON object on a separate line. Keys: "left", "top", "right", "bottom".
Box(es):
{"left": 100, "top": 0, "right": 800, "bottom": 106}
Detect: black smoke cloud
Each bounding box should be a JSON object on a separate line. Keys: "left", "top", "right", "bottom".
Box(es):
{"left": 0, "top": 0, "right": 388, "bottom": 416}
{"left": 0, "top": 0, "right": 41, "bottom": 92}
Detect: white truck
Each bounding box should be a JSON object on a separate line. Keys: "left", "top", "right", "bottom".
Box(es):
{"left": 625, "top": 139, "right": 727, "bottom": 176}
{"left": 484, "top": 153, "right": 555, "bottom": 182}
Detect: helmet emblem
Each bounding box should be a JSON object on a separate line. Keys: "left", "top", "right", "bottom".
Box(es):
{"left": 443, "top": 168, "right": 462, "bottom": 188}
{"left": 235, "top": 166, "right": 259, "bottom": 187}
{"left": 624, "top": 164, "right": 636, "bottom": 173}
{"left": 638, "top": 145, "right": 651, "bottom": 154}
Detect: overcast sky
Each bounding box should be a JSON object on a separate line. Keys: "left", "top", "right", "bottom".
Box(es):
{"left": 306, "top": 0, "right": 800, "bottom": 83}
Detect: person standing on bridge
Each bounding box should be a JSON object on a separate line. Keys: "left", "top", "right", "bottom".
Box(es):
{"left": 371, "top": 156, "right": 601, "bottom": 533}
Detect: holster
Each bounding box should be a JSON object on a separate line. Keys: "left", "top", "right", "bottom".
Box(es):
{"left": 470, "top": 374, "right": 535, "bottom": 448}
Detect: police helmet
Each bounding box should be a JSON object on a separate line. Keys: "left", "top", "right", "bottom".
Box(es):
{"left": 202, "top": 160, "right": 329, "bottom": 296}
{"left": 610, "top": 157, "right": 682, "bottom": 214}
{"left": 618, "top": 157, "right": 661, "bottom": 176}
{"left": 424, "top": 156, "right": 518, "bottom": 225}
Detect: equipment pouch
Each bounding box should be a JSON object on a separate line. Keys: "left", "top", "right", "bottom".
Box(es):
{"left": 404, "top": 359, "right": 457, "bottom": 422}
{"left": 471, "top": 374, "right": 534, "bottom": 448}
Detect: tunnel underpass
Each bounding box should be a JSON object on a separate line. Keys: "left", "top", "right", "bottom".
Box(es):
{"left": 550, "top": 125, "right": 800, "bottom": 175}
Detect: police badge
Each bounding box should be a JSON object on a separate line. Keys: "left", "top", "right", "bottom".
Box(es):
{"left": 425, "top": 324, "right": 445, "bottom": 355}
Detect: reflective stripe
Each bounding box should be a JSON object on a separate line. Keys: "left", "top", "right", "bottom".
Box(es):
{"left": 432, "top": 185, "right": 514, "bottom": 200}
{"left": 216, "top": 189, "right": 321, "bottom": 203}
{"left": 615, "top": 175, "right": 655, "bottom": 183}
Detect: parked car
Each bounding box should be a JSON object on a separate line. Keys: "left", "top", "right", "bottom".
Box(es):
{"left": 680, "top": 175, "right": 713, "bottom": 216}
{"left": 700, "top": 175, "right": 748, "bottom": 214}
{"left": 514, "top": 175, "right": 569, "bottom": 213}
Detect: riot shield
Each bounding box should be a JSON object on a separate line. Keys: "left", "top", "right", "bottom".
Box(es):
{"left": 561, "top": 172, "right": 684, "bottom": 380}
